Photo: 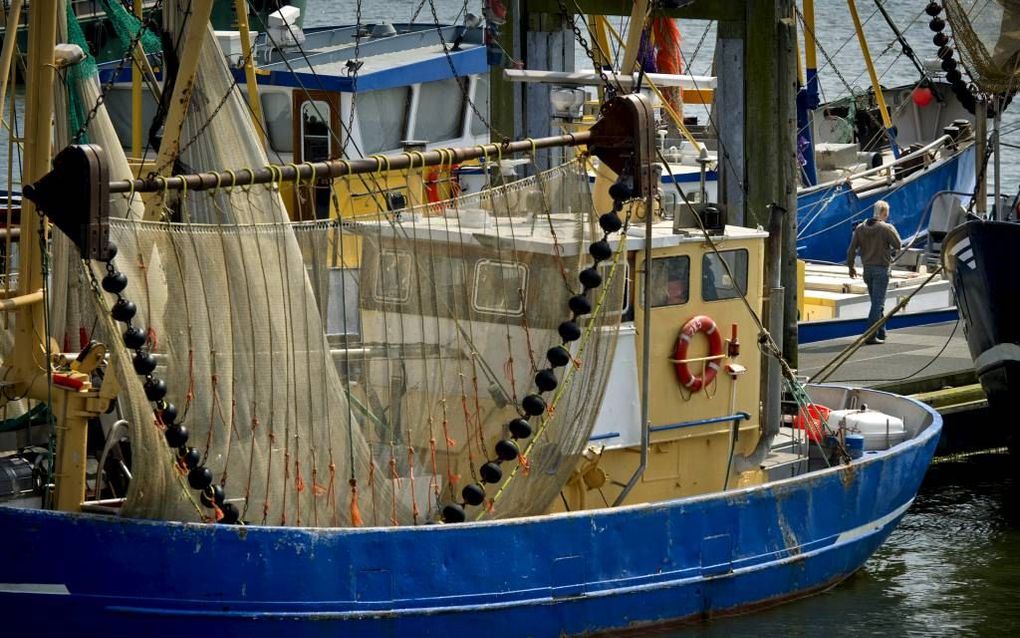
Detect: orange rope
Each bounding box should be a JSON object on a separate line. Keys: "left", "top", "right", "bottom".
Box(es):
{"left": 349, "top": 479, "right": 363, "bottom": 527}
{"left": 388, "top": 451, "right": 399, "bottom": 526}
{"left": 407, "top": 446, "right": 419, "bottom": 524}
{"left": 368, "top": 459, "right": 378, "bottom": 526}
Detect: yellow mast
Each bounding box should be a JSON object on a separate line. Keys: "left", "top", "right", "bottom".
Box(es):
{"left": 846, "top": 0, "right": 899, "bottom": 156}
{"left": 15, "top": 0, "right": 57, "bottom": 374}
{"left": 235, "top": 0, "right": 265, "bottom": 150}
{"left": 131, "top": 0, "right": 143, "bottom": 158}
{"left": 142, "top": 0, "right": 215, "bottom": 219}
{"left": 1, "top": 0, "right": 116, "bottom": 512}
{"left": 804, "top": 0, "right": 817, "bottom": 72}
{"left": 0, "top": 0, "right": 24, "bottom": 134}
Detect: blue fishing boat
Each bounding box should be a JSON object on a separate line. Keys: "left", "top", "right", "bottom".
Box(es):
{"left": 1, "top": 383, "right": 940, "bottom": 635}
{"left": 0, "top": 1, "right": 943, "bottom": 634}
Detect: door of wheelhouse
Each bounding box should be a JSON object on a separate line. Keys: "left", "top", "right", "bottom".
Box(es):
{"left": 293, "top": 90, "right": 341, "bottom": 220}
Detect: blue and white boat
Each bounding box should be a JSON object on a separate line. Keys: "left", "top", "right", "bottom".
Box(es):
{"left": 1, "top": 383, "right": 940, "bottom": 636}
{"left": 93, "top": 6, "right": 976, "bottom": 264}
{"left": 0, "top": 4, "right": 943, "bottom": 635}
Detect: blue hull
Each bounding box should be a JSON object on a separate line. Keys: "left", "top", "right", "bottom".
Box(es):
{"left": 797, "top": 146, "right": 975, "bottom": 264}
{"left": 799, "top": 308, "right": 959, "bottom": 344}
{"left": 0, "top": 388, "right": 940, "bottom": 637}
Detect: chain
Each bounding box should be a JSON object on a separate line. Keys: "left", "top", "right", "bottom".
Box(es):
{"left": 793, "top": 3, "right": 858, "bottom": 98}
{"left": 426, "top": 0, "right": 503, "bottom": 140}
{"left": 347, "top": 0, "right": 362, "bottom": 139}
{"left": 73, "top": 0, "right": 164, "bottom": 143}
{"left": 152, "top": 80, "right": 236, "bottom": 177}
{"left": 686, "top": 20, "right": 714, "bottom": 71}
{"left": 559, "top": 0, "right": 617, "bottom": 99}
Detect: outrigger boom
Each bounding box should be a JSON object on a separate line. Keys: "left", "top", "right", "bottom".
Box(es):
{"left": 110, "top": 132, "right": 591, "bottom": 195}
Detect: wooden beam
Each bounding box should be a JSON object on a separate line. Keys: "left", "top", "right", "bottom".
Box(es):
{"left": 16, "top": 0, "right": 56, "bottom": 373}
{"left": 619, "top": 0, "right": 650, "bottom": 74}
{"left": 488, "top": 3, "right": 519, "bottom": 141}
{"left": 143, "top": 0, "right": 215, "bottom": 220}
{"left": 743, "top": 0, "right": 779, "bottom": 230}
{"left": 526, "top": 0, "right": 742, "bottom": 21}
{"left": 778, "top": 0, "right": 799, "bottom": 367}
{"left": 715, "top": 19, "right": 744, "bottom": 223}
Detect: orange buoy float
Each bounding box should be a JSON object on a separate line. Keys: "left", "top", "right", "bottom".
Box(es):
{"left": 673, "top": 314, "right": 724, "bottom": 392}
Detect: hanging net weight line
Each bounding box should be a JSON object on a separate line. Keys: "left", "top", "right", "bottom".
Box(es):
{"left": 24, "top": 97, "right": 652, "bottom": 528}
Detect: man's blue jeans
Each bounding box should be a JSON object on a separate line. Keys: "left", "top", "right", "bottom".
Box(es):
{"left": 863, "top": 265, "right": 890, "bottom": 340}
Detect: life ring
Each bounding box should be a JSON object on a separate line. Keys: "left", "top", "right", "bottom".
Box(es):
{"left": 673, "top": 315, "right": 724, "bottom": 392}
{"left": 425, "top": 169, "right": 441, "bottom": 203}
{"left": 425, "top": 165, "right": 462, "bottom": 203}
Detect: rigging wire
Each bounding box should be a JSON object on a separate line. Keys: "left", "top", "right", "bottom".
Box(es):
{"left": 824, "top": 315, "right": 961, "bottom": 384}
{"left": 870, "top": 0, "right": 928, "bottom": 78}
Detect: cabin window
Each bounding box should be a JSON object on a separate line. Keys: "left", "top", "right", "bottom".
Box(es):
{"left": 648, "top": 256, "right": 690, "bottom": 307}
{"left": 374, "top": 249, "right": 412, "bottom": 303}
{"left": 301, "top": 100, "right": 333, "bottom": 161}
{"left": 359, "top": 87, "right": 411, "bottom": 154}
{"left": 470, "top": 75, "right": 490, "bottom": 137}
{"left": 261, "top": 92, "right": 293, "bottom": 153}
{"left": 413, "top": 78, "right": 466, "bottom": 142}
{"left": 702, "top": 249, "right": 749, "bottom": 302}
{"left": 472, "top": 259, "right": 527, "bottom": 316}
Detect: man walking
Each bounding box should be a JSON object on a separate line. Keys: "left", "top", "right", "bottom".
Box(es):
{"left": 847, "top": 200, "right": 902, "bottom": 344}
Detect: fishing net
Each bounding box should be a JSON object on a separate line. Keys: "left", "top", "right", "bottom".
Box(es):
{"left": 945, "top": 0, "right": 1020, "bottom": 94}
{"left": 46, "top": 0, "right": 623, "bottom": 526}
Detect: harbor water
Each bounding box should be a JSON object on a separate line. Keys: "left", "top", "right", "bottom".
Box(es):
{"left": 1, "top": 1, "right": 1018, "bottom": 634}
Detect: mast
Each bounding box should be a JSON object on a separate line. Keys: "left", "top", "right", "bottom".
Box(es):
{"left": 142, "top": 0, "right": 215, "bottom": 219}
{"left": 798, "top": 0, "right": 819, "bottom": 185}
{"left": 15, "top": 0, "right": 57, "bottom": 374}
{"left": 235, "top": 0, "right": 265, "bottom": 150}
{"left": 131, "top": 0, "right": 143, "bottom": 158}
{"left": 846, "top": 0, "right": 899, "bottom": 157}
{"left": 993, "top": 96, "right": 1002, "bottom": 220}
{"left": 0, "top": 0, "right": 24, "bottom": 131}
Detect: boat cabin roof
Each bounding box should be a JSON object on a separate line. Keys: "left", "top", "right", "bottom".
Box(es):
{"left": 96, "top": 24, "right": 486, "bottom": 93}
{"left": 258, "top": 24, "right": 487, "bottom": 92}
{"left": 353, "top": 213, "right": 767, "bottom": 258}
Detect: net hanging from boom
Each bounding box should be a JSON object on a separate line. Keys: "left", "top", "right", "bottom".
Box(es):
{"left": 44, "top": 0, "right": 624, "bottom": 526}
{"left": 944, "top": 0, "right": 1020, "bottom": 95}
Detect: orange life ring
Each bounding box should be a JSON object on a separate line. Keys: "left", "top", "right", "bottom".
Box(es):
{"left": 425, "top": 169, "right": 441, "bottom": 203}
{"left": 425, "top": 165, "right": 462, "bottom": 203}
{"left": 673, "top": 315, "right": 724, "bottom": 392}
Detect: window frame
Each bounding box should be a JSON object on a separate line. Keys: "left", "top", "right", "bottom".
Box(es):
{"left": 373, "top": 249, "right": 413, "bottom": 304}
{"left": 648, "top": 255, "right": 691, "bottom": 308}
{"left": 701, "top": 248, "right": 749, "bottom": 302}
{"left": 471, "top": 259, "right": 528, "bottom": 317}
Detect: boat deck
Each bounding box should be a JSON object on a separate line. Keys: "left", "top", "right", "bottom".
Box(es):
{"left": 798, "top": 320, "right": 972, "bottom": 389}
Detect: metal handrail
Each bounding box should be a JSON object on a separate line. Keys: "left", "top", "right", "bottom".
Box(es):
{"left": 799, "top": 134, "right": 954, "bottom": 196}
